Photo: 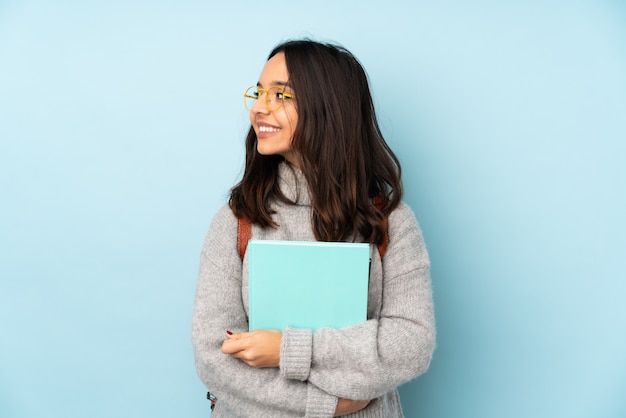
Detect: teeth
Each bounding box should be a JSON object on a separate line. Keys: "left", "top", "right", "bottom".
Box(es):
{"left": 259, "top": 125, "right": 280, "bottom": 133}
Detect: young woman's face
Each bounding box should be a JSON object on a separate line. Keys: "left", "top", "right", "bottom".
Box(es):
{"left": 249, "top": 52, "right": 299, "bottom": 167}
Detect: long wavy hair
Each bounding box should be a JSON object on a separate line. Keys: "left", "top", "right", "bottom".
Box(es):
{"left": 229, "top": 39, "right": 402, "bottom": 245}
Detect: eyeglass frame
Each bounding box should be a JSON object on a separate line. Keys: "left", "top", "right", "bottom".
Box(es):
{"left": 243, "top": 85, "right": 296, "bottom": 111}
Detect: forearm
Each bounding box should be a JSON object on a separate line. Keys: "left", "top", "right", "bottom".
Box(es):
{"left": 281, "top": 309, "right": 434, "bottom": 400}
{"left": 310, "top": 312, "right": 434, "bottom": 399}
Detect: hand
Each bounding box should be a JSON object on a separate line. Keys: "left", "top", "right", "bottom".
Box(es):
{"left": 221, "top": 330, "right": 282, "bottom": 368}
{"left": 334, "top": 398, "right": 371, "bottom": 417}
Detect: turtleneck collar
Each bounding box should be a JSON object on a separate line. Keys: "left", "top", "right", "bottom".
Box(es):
{"left": 278, "top": 162, "right": 311, "bottom": 206}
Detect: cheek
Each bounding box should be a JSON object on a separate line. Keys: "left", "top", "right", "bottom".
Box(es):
{"left": 285, "top": 111, "right": 298, "bottom": 138}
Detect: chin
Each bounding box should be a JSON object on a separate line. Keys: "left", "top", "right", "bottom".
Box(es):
{"left": 257, "top": 145, "right": 288, "bottom": 158}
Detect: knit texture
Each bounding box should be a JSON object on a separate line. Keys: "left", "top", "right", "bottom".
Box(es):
{"left": 192, "top": 163, "right": 435, "bottom": 417}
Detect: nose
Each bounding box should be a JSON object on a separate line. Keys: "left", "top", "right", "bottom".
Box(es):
{"left": 250, "top": 93, "right": 270, "bottom": 114}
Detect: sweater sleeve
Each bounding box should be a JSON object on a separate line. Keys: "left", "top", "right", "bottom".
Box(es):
{"left": 191, "top": 205, "right": 338, "bottom": 417}
{"left": 279, "top": 204, "right": 436, "bottom": 400}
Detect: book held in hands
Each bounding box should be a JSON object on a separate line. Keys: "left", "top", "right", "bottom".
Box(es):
{"left": 247, "top": 240, "right": 370, "bottom": 331}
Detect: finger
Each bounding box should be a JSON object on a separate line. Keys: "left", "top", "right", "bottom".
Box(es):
{"left": 226, "top": 347, "right": 256, "bottom": 367}
{"left": 221, "top": 339, "right": 246, "bottom": 355}
{"left": 230, "top": 350, "right": 257, "bottom": 367}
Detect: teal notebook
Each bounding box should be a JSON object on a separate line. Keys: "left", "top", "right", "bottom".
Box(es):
{"left": 247, "top": 240, "right": 370, "bottom": 331}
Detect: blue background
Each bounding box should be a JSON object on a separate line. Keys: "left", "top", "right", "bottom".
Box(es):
{"left": 1, "top": 1, "right": 625, "bottom": 417}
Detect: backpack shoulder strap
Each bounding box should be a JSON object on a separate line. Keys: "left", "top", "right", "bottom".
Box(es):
{"left": 237, "top": 217, "right": 252, "bottom": 261}
{"left": 236, "top": 199, "right": 389, "bottom": 261}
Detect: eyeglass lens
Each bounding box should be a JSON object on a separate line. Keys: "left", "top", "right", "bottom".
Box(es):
{"left": 244, "top": 87, "right": 284, "bottom": 111}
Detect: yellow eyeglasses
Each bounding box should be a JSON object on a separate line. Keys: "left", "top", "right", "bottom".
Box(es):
{"left": 243, "top": 86, "right": 296, "bottom": 111}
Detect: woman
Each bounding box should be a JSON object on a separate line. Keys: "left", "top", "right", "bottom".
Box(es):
{"left": 192, "top": 39, "right": 435, "bottom": 417}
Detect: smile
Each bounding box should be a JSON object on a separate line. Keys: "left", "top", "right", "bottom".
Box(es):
{"left": 258, "top": 125, "right": 281, "bottom": 133}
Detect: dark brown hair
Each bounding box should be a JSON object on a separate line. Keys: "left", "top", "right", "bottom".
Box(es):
{"left": 229, "top": 39, "right": 402, "bottom": 245}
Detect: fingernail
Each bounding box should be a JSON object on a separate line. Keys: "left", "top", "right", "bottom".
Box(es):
{"left": 226, "top": 330, "right": 233, "bottom": 335}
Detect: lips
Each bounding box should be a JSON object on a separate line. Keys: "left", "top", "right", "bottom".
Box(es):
{"left": 256, "top": 122, "right": 281, "bottom": 138}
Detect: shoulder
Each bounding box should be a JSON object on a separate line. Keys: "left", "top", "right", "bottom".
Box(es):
{"left": 388, "top": 202, "right": 420, "bottom": 234}
{"left": 385, "top": 202, "right": 429, "bottom": 270}
{"left": 208, "top": 203, "right": 238, "bottom": 232}
{"left": 200, "top": 203, "right": 239, "bottom": 264}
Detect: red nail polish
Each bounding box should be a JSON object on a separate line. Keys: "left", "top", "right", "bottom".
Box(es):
{"left": 226, "top": 330, "right": 233, "bottom": 335}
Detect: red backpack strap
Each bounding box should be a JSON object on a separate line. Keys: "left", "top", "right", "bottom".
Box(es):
{"left": 373, "top": 197, "right": 390, "bottom": 260}
{"left": 237, "top": 217, "right": 252, "bottom": 261}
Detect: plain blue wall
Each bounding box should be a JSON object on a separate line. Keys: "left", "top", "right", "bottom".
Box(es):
{"left": 1, "top": 1, "right": 624, "bottom": 417}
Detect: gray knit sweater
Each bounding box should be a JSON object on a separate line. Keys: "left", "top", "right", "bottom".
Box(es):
{"left": 192, "top": 163, "right": 435, "bottom": 417}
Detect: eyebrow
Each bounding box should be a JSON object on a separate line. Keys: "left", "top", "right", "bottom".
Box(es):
{"left": 257, "top": 81, "right": 290, "bottom": 88}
